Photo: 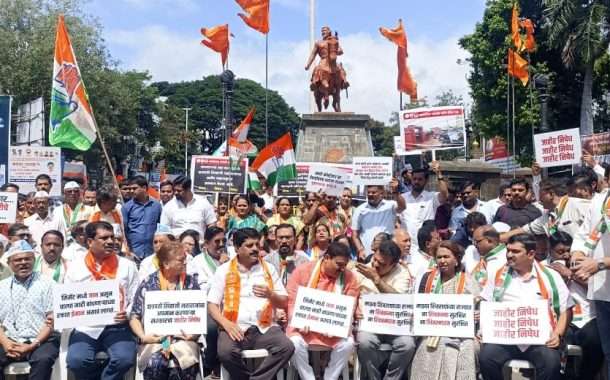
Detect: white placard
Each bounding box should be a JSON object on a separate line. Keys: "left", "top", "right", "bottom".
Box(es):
{"left": 352, "top": 157, "right": 393, "bottom": 186}
{"left": 534, "top": 128, "right": 582, "bottom": 168}
{"left": 0, "top": 192, "right": 18, "bottom": 224}
{"left": 143, "top": 290, "right": 207, "bottom": 335}
{"left": 305, "top": 164, "right": 351, "bottom": 197}
{"left": 399, "top": 106, "right": 465, "bottom": 151}
{"left": 53, "top": 280, "right": 120, "bottom": 330}
{"left": 480, "top": 300, "right": 551, "bottom": 345}
{"left": 412, "top": 293, "right": 475, "bottom": 338}
{"left": 8, "top": 146, "right": 62, "bottom": 196}
{"left": 290, "top": 286, "right": 356, "bottom": 338}
{"left": 394, "top": 136, "right": 422, "bottom": 156}
{"left": 360, "top": 293, "right": 413, "bottom": 335}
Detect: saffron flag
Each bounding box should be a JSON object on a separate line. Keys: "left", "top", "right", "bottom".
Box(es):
{"left": 520, "top": 19, "right": 536, "bottom": 52}
{"left": 380, "top": 20, "right": 417, "bottom": 101}
{"left": 511, "top": 4, "right": 523, "bottom": 51}
{"left": 508, "top": 48, "right": 529, "bottom": 86}
{"left": 201, "top": 24, "right": 230, "bottom": 67}
{"left": 235, "top": 0, "right": 269, "bottom": 34}
{"left": 49, "top": 15, "right": 97, "bottom": 151}
{"left": 251, "top": 133, "right": 297, "bottom": 187}
{"left": 233, "top": 107, "right": 255, "bottom": 143}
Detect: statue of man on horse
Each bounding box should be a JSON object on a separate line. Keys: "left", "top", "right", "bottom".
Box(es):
{"left": 305, "top": 26, "right": 349, "bottom": 112}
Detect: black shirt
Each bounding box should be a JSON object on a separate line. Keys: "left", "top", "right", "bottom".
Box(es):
{"left": 493, "top": 203, "right": 542, "bottom": 229}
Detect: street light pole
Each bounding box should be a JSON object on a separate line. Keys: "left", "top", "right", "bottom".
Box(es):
{"left": 182, "top": 107, "right": 192, "bottom": 173}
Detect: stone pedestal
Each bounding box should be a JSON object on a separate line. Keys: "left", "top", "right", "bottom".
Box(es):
{"left": 296, "top": 113, "right": 373, "bottom": 163}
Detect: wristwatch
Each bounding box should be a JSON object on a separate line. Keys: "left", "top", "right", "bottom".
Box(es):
{"left": 597, "top": 260, "right": 606, "bottom": 272}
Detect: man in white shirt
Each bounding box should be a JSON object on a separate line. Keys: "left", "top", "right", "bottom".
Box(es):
{"left": 480, "top": 183, "right": 512, "bottom": 224}
{"left": 410, "top": 220, "right": 440, "bottom": 278}
{"left": 352, "top": 179, "right": 405, "bottom": 260}
{"left": 449, "top": 181, "right": 486, "bottom": 231}
{"left": 160, "top": 175, "right": 217, "bottom": 237}
{"left": 399, "top": 162, "right": 448, "bottom": 253}
{"left": 65, "top": 221, "right": 139, "bottom": 380}
{"left": 479, "top": 233, "right": 573, "bottom": 380}
{"left": 263, "top": 224, "right": 310, "bottom": 286}
{"left": 34, "top": 230, "right": 69, "bottom": 283}
{"left": 60, "top": 181, "right": 94, "bottom": 232}
{"left": 24, "top": 191, "right": 65, "bottom": 249}
{"left": 467, "top": 225, "right": 507, "bottom": 287}
{"left": 208, "top": 228, "right": 294, "bottom": 380}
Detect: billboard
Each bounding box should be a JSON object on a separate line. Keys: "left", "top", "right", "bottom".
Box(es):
{"left": 8, "top": 146, "right": 62, "bottom": 196}
{"left": 399, "top": 106, "right": 465, "bottom": 151}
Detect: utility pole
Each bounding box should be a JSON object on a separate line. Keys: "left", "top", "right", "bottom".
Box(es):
{"left": 182, "top": 107, "right": 192, "bottom": 173}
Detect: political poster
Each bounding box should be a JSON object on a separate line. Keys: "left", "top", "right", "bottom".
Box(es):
{"left": 290, "top": 286, "right": 356, "bottom": 338}
{"left": 399, "top": 106, "right": 465, "bottom": 151}
{"left": 0, "top": 192, "right": 18, "bottom": 224}
{"left": 480, "top": 300, "right": 551, "bottom": 345}
{"left": 534, "top": 128, "right": 582, "bottom": 168}
{"left": 0, "top": 96, "right": 11, "bottom": 186}
{"left": 144, "top": 290, "right": 207, "bottom": 335}
{"left": 352, "top": 157, "right": 393, "bottom": 186}
{"left": 582, "top": 132, "right": 610, "bottom": 164}
{"left": 53, "top": 280, "right": 120, "bottom": 330}
{"left": 394, "top": 136, "right": 422, "bottom": 156}
{"left": 360, "top": 294, "right": 413, "bottom": 336}
{"left": 412, "top": 294, "right": 475, "bottom": 338}
{"left": 305, "top": 163, "right": 352, "bottom": 197}
{"left": 190, "top": 156, "right": 247, "bottom": 194}
{"left": 277, "top": 163, "right": 310, "bottom": 198}
{"left": 8, "top": 146, "right": 62, "bottom": 196}
{"left": 484, "top": 136, "right": 509, "bottom": 161}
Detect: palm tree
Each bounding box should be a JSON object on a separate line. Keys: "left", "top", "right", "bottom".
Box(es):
{"left": 542, "top": 0, "right": 610, "bottom": 135}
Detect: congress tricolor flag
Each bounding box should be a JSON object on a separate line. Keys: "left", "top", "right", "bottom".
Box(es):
{"left": 251, "top": 133, "right": 297, "bottom": 186}
{"left": 49, "top": 15, "right": 97, "bottom": 151}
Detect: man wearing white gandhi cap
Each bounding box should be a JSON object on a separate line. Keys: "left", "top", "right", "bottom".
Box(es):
{"left": 0, "top": 240, "right": 59, "bottom": 379}
{"left": 24, "top": 191, "right": 66, "bottom": 249}
{"left": 61, "top": 181, "right": 93, "bottom": 232}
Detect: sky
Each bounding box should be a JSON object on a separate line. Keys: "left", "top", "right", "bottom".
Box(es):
{"left": 84, "top": 0, "right": 486, "bottom": 123}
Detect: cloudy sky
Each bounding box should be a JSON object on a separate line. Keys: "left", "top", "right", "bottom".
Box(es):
{"left": 85, "top": 0, "right": 486, "bottom": 123}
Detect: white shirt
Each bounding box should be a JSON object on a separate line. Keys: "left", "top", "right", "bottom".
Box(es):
{"left": 160, "top": 194, "right": 217, "bottom": 237}
{"left": 62, "top": 242, "right": 87, "bottom": 262}
{"left": 523, "top": 197, "right": 588, "bottom": 238}
{"left": 464, "top": 245, "right": 507, "bottom": 284}
{"left": 352, "top": 200, "right": 398, "bottom": 257}
{"left": 261, "top": 193, "right": 275, "bottom": 211}
{"left": 569, "top": 281, "right": 595, "bottom": 328}
{"left": 24, "top": 212, "right": 66, "bottom": 248}
{"left": 449, "top": 199, "right": 486, "bottom": 231}
{"left": 190, "top": 252, "right": 222, "bottom": 292}
{"left": 208, "top": 260, "right": 286, "bottom": 332}
{"left": 571, "top": 190, "right": 610, "bottom": 301}
{"left": 409, "top": 250, "right": 435, "bottom": 279}
{"left": 399, "top": 190, "right": 441, "bottom": 253}
{"left": 64, "top": 255, "right": 139, "bottom": 339}
{"left": 480, "top": 198, "right": 505, "bottom": 225}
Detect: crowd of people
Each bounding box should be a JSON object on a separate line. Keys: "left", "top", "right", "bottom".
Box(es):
{"left": 0, "top": 156, "right": 608, "bottom": 380}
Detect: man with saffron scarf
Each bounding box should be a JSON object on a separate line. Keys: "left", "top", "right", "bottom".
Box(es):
{"left": 208, "top": 228, "right": 294, "bottom": 380}
{"left": 65, "top": 221, "right": 140, "bottom": 380}
{"left": 286, "top": 242, "right": 359, "bottom": 380}
{"left": 479, "top": 233, "right": 572, "bottom": 380}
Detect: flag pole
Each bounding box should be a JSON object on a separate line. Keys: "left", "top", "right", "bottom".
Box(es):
{"left": 400, "top": 92, "right": 403, "bottom": 111}
{"left": 265, "top": 33, "right": 269, "bottom": 145}
{"left": 506, "top": 69, "right": 510, "bottom": 168}
{"left": 511, "top": 75, "right": 516, "bottom": 179}
{"left": 91, "top": 116, "right": 120, "bottom": 193}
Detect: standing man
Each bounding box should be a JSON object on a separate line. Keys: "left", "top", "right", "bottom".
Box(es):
{"left": 122, "top": 176, "right": 162, "bottom": 260}
{"left": 66, "top": 221, "right": 139, "bottom": 380}
{"left": 208, "top": 228, "right": 294, "bottom": 380}
{"left": 449, "top": 181, "right": 485, "bottom": 231}
{"left": 0, "top": 241, "right": 59, "bottom": 380}
{"left": 411, "top": 220, "right": 441, "bottom": 277}
{"left": 34, "top": 174, "right": 52, "bottom": 194}
{"left": 493, "top": 178, "right": 542, "bottom": 228}
{"left": 399, "top": 162, "right": 448, "bottom": 254}
{"left": 158, "top": 180, "right": 174, "bottom": 207}
{"left": 480, "top": 184, "right": 512, "bottom": 224}
{"left": 356, "top": 240, "right": 416, "bottom": 380}
{"left": 264, "top": 224, "right": 309, "bottom": 286}
{"left": 287, "top": 242, "right": 359, "bottom": 380}
{"left": 161, "top": 175, "right": 217, "bottom": 237}
{"left": 352, "top": 179, "right": 405, "bottom": 260}
{"left": 61, "top": 181, "right": 94, "bottom": 232}
{"left": 24, "top": 191, "right": 65, "bottom": 248}
{"left": 83, "top": 189, "right": 97, "bottom": 207}
{"left": 35, "top": 230, "right": 69, "bottom": 283}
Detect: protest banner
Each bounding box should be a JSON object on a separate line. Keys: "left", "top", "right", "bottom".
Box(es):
{"left": 480, "top": 300, "right": 551, "bottom": 345}
{"left": 190, "top": 156, "right": 247, "bottom": 194}
{"left": 8, "top": 146, "right": 62, "bottom": 196}
{"left": 352, "top": 157, "right": 393, "bottom": 186}
{"left": 582, "top": 132, "right": 610, "bottom": 164}
{"left": 144, "top": 290, "right": 207, "bottom": 335}
{"left": 360, "top": 293, "right": 413, "bottom": 336}
{"left": 277, "top": 163, "right": 310, "bottom": 198}
{"left": 0, "top": 192, "right": 18, "bottom": 224}
{"left": 290, "top": 286, "right": 356, "bottom": 338}
{"left": 534, "top": 128, "right": 582, "bottom": 168}
{"left": 399, "top": 106, "right": 465, "bottom": 151}
{"left": 305, "top": 163, "right": 351, "bottom": 197}
{"left": 484, "top": 136, "right": 509, "bottom": 161}
{"left": 53, "top": 280, "right": 120, "bottom": 330}
{"left": 412, "top": 294, "right": 475, "bottom": 338}
{"left": 0, "top": 96, "right": 10, "bottom": 185}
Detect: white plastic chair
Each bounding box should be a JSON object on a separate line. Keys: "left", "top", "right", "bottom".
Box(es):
{"left": 4, "top": 351, "right": 62, "bottom": 380}
{"left": 503, "top": 359, "right": 534, "bottom": 380}
{"left": 352, "top": 342, "right": 392, "bottom": 380}
{"left": 220, "top": 349, "right": 285, "bottom": 380}
{"left": 134, "top": 343, "right": 206, "bottom": 380}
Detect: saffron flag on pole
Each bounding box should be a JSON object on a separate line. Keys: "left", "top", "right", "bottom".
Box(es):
{"left": 49, "top": 15, "right": 97, "bottom": 151}
{"left": 511, "top": 4, "right": 523, "bottom": 51}
{"left": 380, "top": 19, "right": 417, "bottom": 101}
{"left": 520, "top": 19, "right": 536, "bottom": 52}
{"left": 201, "top": 24, "right": 230, "bottom": 67}
{"left": 235, "top": 0, "right": 270, "bottom": 34}
{"left": 251, "top": 133, "right": 297, "bottom": 187}
{"left": 508, "top": 48, "right": 529, "bottom": 86}
{"left": 233, "top": 107, "right": 255, "bottom": 143}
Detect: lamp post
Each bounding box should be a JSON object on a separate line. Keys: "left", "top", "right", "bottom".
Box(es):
{"left": 182, "top": 107, "right": 192, "bottom": 173}
{"left": 220, "top": 70, "right": 235, "bottom": 156}
{"left": 533, "top": 74, "right": 550, "bottom": 133}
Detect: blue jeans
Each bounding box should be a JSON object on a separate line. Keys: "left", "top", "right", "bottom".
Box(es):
{"left": 594, "top": 300, "right": 610, "bottom": 379}
{"left": 67, "top": 324, "right": 136, "bottom": 380}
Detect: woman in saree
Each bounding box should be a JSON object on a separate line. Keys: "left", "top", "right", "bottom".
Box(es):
{"left": 130, "top": 241, "right": 202, "bottom": 379}
{"left": 226, "top": 195, "right": 266, "bottom": 236}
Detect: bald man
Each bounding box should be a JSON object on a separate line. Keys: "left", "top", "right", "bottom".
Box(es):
{"left": 393, "top": 229, "right": 418, "bottom": 282}
{"left": 466, "top": 225, "right": 507, "bottom": 288}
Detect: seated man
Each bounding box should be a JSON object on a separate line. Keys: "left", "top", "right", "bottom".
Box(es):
{"left": 0, "top": 241, "right": 58, "bottom": 379}
{"left": 35, "top": 230, "right": 69, "bottom": 283}
{"left": 467, "top": 225, "right": 507, "bottom": 287}
{"left": 207, "top": 228, "right": 294, "bottom": 380}
{"left": 479, "top": 233, "right": 573, "bottom": 380}
{"left": 355, "top": 239, "right": 416, "bottom": 380}
{"left": 264, "top": 224, "right": 310, "bottom": 286}
{"left": 287, "top": 242, "right": 359, "bottom": 380}
{"left": 65, "top": 221, "right": 139, "bottom": 380}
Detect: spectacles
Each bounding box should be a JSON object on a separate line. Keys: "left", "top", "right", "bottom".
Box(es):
{"left": 17, "top": 233, "right": 32, "bottom": 238}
